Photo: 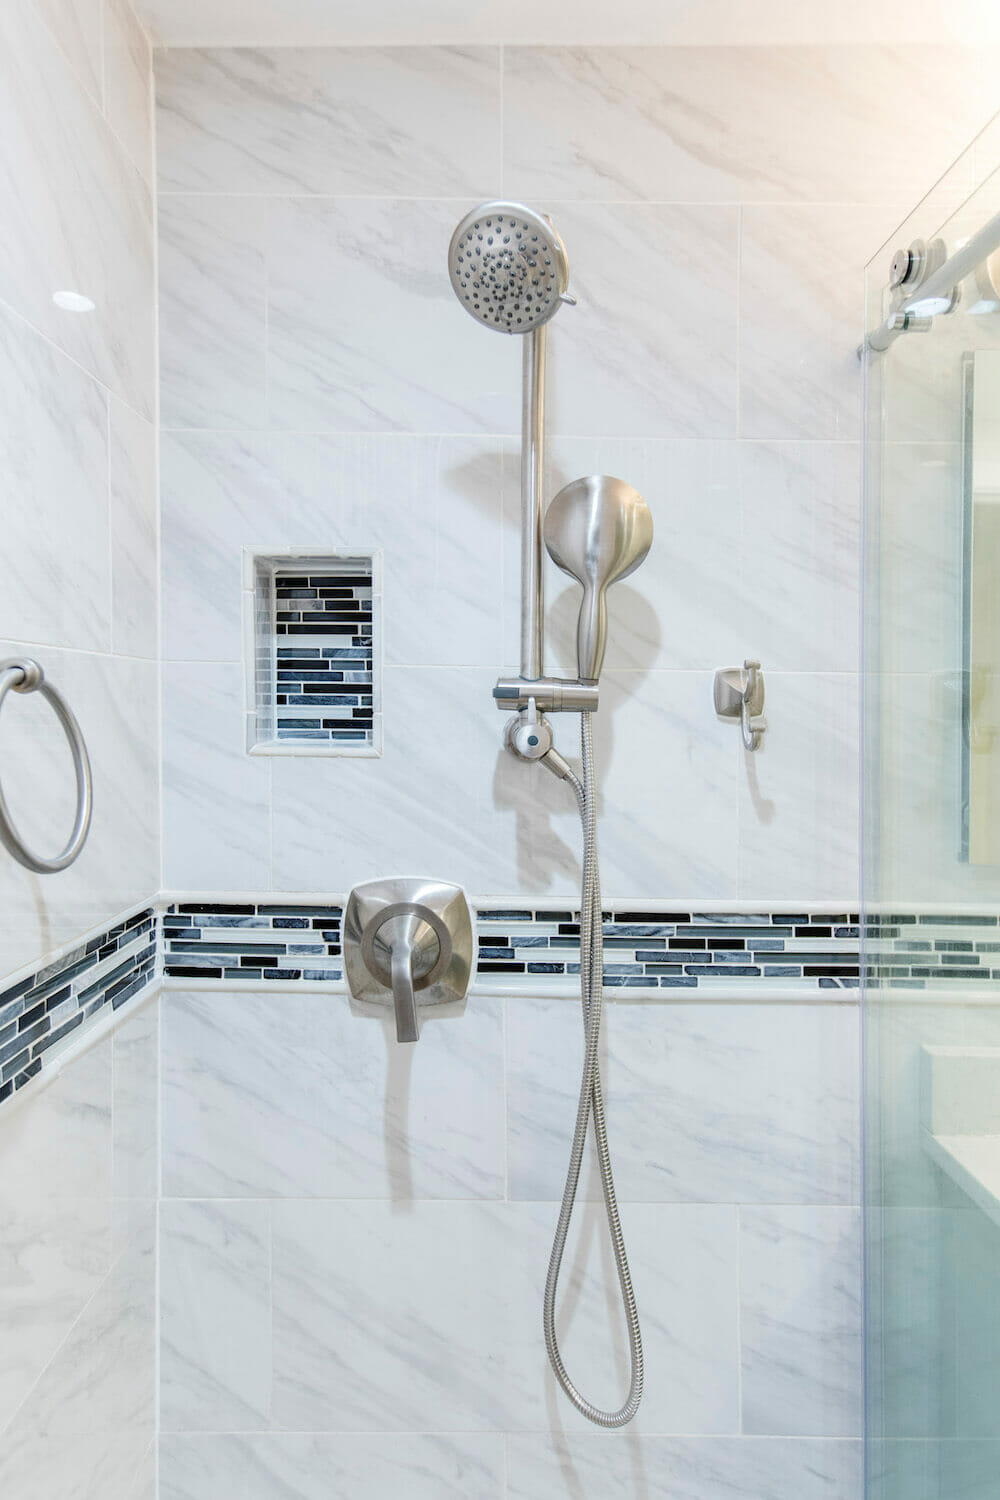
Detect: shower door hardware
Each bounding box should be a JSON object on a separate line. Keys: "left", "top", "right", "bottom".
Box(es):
{"left": 865, "top": 216, "right": 1000, "bottom": 354}
{"left": 343, "top": 878, "right": 473, "bottom": 1043}
{"left": 714, "top": 659, "right": 767, "bottom": 751}
{"left": 0, "top": 658, "right": 93, "bottom": 872}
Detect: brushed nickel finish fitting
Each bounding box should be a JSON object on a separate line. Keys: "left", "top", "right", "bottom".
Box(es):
{"left": 714, "top": 659, "right": 767, "bottom": 751}
{"left": 343, "top": 878, "right": 473, "bottom": 1043}
{"left": 0, "top": 658, "right": 93, "bottom": 873}
{"left": 448, "top": 201, "right": 649, "bottom": 1430}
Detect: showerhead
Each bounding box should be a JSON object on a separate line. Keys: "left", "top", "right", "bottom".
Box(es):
{"left": 448, "top": 201, "right": 570, "bottom": 334}
{"left": 544, "top": 475, "right": 653, "bottom": 683}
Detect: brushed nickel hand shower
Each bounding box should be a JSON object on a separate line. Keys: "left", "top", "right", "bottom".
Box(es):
{"left": 448, "top": 203, "right": 651, "bottom": 1428}
{"left": 544, "top": 476, "right": 654, "bottom": 683}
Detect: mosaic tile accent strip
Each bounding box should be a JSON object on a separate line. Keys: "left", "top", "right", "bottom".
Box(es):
{"left": 475, "top": 908, "right": 863, "bottom": 990}
{"left": 274, "top": 564, "right": 375, "bottom": 746}
{"left": 151, "top": 901, "right": 1000, "bottom": 997}
{"left": 162, "top": 902, "right": 344, "bottom": 983}
{"left": 159, "top": 903, "right": 863, "bottom": 993}
{"left": 865, "top": 913, "right": 1000, "bottom": 988}
{"left": 0, "top": 908, "right": 156, "bottom": 1102}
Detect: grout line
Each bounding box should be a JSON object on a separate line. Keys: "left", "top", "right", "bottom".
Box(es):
{"left": 498, "top": 44, "right": 505, "bottom": 197}
{"left": 0, "top": 292, "right": 155, "bottom": 429}
{"left": 106, "top": 395, "right": 116, "bottom": 657}
{"left": 156, "top": 423, "right": 862, "bottom": 444}
{"left": 735, "top": 1204, "right": 743, "bottom": 1435}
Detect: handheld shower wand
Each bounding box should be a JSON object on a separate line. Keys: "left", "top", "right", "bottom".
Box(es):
{"left": 448, "top": 202, "right": 651, "bottom": 1429}
{"left": 544, "top": 476, "right": 654, "bottom": 682}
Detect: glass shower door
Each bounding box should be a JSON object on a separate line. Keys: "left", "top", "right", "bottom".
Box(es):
{"left": 863, "top": 119, "right": 1000, "bottom": 1500}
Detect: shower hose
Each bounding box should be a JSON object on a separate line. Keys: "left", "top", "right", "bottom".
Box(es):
{"left": 543, "top": 713, "right": 644, "bottom": 1427}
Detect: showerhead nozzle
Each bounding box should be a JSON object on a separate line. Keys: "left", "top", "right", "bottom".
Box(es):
{"left": 448, "top": 201, "right": 570, "bottom": 334}
{"left": 544, "top": 475, "right": 653, "bottom": 683}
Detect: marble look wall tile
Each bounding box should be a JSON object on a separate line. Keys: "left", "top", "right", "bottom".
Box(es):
{"left": 36, "top": 0, "right": 102, "bottom": 102}
{"left": 0, "top": 648, "right": 159, "bottom": 980}
{"left": 127, "top": 1443, "right": 156, "bottom": 1500}
{"left": 268, "top": 664, "right": 737, "bottom": 898}
{"left": 737, "top": 671, "right": 860, "bottom": 903}
{"left": 159, "top": 1199, "right": 271, "bottom": 1431}
{"left": 271, "top": 667, "right": 527, "bottom": 893}
{"left": 593, "top": 672, "right": 737, "bottom": 897}
{"left": 161, "top": 989, "right": 504, "bottom": 1200}
{"left": 505, "top": 1201, "right": 740, "bottom": 1435}
{"left": 155, "top": 46, "right": 501, "bottom": 195}
{"left": 0, "top": 303, "right": 110, "bottom": 652}
{"left": 506, "top": 1434, "right": 863, "bottom": 1500}
{"left": 515, "top": 439, "right": 741, "bottom": 675}
{"left": 740, "top": 1206, "right": 863, "bottom": 1438}
{"left": 0, "top": 0, "right": 155, "bottom": 417}
{"left": 162, "top": 662, "right": 271, "bottom": 890}
{"left": 503, "top": 46, "right": 1000, "bottom": 205}
{"left": 737, "top": 442, "right": 860, "bottom": 674}
{"left": 269, "top": 1199, "right": 738, "bottom": 1435}
{"left": 103, "top": 0, "right": 153, "bottom": 184}
{"left": 265, "top": 197, "right": 519, "bottom": 435}
{"left": 112, "top": 994, "right": 159, "bottom": 1251}
{"left": 0, "top": 1040, "right": 112, "bottom": 1431}
{"left": 161, "top": 431, "right": 279, "bottom": 662}
{"left": 507, "top": 999, "right": 860, "bottom": 1204}
{"left": 271, "top": 1200, "right": 512, "bottom": 1432}
{"left": 275, "top": 434, "right": 505, "bottom": 669}
{"left": 541, "top": 204, "right": 739, "bottom": 440}
{"left": 160, "top": 1433, "right": 505, "bottom": 1499}
{"left": 126, "top": 1443, "right": 156, "bottom": 1500}
{"left": 110, "top": 398, "right": 158, "bottom": 659}
{"left": 158, "top": 195, "right": 268, "bottom": 431}
{"left": 0, "top": 1221, "right": 156, "bottom": 1500}
{"left": 739, "top": 206, "right": 892, "bottom": 440}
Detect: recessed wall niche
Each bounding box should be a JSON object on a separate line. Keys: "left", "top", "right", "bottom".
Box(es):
{"left": 243, "top": 549, "right": 382, "bottom": 756}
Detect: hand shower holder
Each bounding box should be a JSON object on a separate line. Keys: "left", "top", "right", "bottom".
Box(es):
{"left": 493, "top": 676, "right": 599, "bottom": 713}
{"left": 714, "top": 659, "right": 767, "bottom": 751}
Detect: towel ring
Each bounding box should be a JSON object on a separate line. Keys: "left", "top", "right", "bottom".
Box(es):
{"left": 0, "top": 659, "right": 93, "bottom": 873}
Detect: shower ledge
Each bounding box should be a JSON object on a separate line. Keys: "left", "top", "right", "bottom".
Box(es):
{"left": 921, "top": 1045, "right": 1000, "bottom": 1231}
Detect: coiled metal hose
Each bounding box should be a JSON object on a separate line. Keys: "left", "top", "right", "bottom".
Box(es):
{"left": 542, "top": 713, "right": 644, "bottom": 1427}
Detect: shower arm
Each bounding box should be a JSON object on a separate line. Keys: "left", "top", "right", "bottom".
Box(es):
{"left": 494, "top": 327, "right": 599, "bottom": 719}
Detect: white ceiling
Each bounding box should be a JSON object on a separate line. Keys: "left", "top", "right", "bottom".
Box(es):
{"left": 136, "top": 0, "right": 1000, "bottom": 48}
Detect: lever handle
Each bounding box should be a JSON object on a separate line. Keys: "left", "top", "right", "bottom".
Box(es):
{"left": 390, "top": 927, "right": 420, "bottom": 1044}
{"left": 577, "top": 582, "right": 608, "bottom": 683}
{"left": 371, "top": 910, "right": 441, "bottom": 1044}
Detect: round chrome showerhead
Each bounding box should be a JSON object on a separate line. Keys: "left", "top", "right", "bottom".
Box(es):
{"left": 448, "top": 201, "right": 570, "bottom": 334}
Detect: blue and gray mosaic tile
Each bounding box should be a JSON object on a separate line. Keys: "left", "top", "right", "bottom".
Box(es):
{"left": 475, "top": 908, "right": 862, "bottom": 990}
{"left": 274, "top": 567, "right": 374, "bottom": 745}
{"left": 162, "top": 901, "right": 344, "bottom": 983}
{"left": 0, "top": 908, "right": 156, "bottom": 1101}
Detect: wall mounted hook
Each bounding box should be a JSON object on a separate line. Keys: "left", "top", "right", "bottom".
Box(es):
{"left": 714, "top": 659, "right": 767, "bottom": 751}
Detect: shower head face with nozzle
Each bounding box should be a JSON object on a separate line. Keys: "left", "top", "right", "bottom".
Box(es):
{"left": 448, "top": 201, "right": 570, "bottom": 334}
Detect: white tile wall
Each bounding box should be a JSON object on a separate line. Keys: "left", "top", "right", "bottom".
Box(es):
{"left": 160, "top": 1432, "right": 506, "bottom": 1499}
{"left": 0, "top": 0, "right": 159, "bottom": 980}
{"left": 148, "top": 42, "right": 1000, "bottom": 1496}
{"left": 156, "top": 40, "right": 1000, "bottom": 906}
{"left": 157, "top": 984, "right": 862, "bottom": 1488}
{"left": 0, "top": 995, "right": 159, "bottom": 1500}
{"left": 0, "top": 6, "right": 159, "bottom": 1494}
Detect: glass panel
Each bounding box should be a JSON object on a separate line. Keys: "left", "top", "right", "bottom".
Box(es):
{"left": 863, "top": 119, "right": 1000, "bottom": 1500}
